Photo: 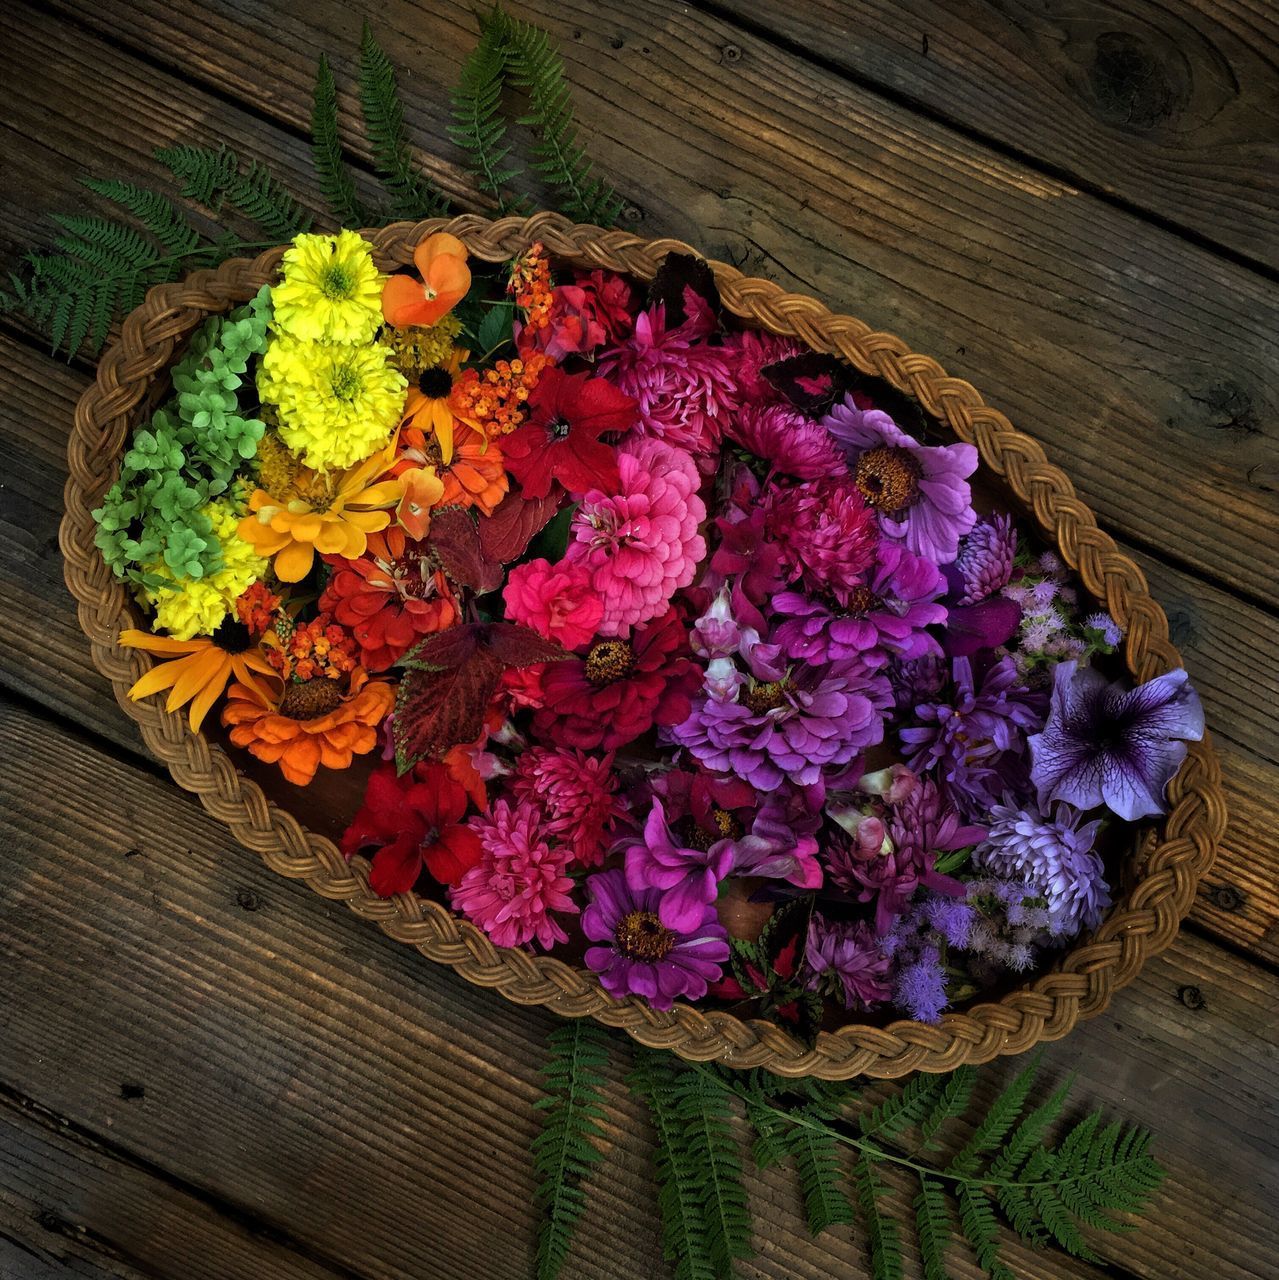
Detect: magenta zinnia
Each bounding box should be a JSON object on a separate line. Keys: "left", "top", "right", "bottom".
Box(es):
{"left": 511, "top": 745, "right": 625, "bottom": 867}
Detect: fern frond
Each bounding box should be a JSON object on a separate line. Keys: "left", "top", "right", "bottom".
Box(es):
{"left": 156, "top": 145, "right": 312, "bottom": 241}
{"left": 1028, "top": 1184, "right": 1101, "bottom": 1261}
{"left": 311, "top": 54, "right": 366, "bottom": 227}
{"left": 987, "top": 1078, "right": 1071, "bottom": 1179}
{"left": 79, "top": 179, "right": 202, "bottom": 255}
{"left": 790, "top": 1119, "right": 855, "bottom": 1235}
{"left": 358, "top": 23, "right": 448, "bottom": 219}
{"left": 919, "top": 1065, "right": 977, "bottom": 1149}
{"left": 449, "top": 18, "right": 525, "bottom": 212}
{"left": 946, "top": 1057, "right": 1039, "bottom": 1177}
{"left": 488, "top": 9, "right": 622, "bottom": 225}
{"left": 914, "top": 1174, "right": 951, "bottom": 1280}
{"left": 956, "top": 1185, "right": 1014, "bottom": 1280}
{"left": 852, "top": 1154, "right": 903, "bottom": 1280}
{"left": 858, "top": 1072, "right": 947, "bottom": 1142}
{"left": 531, "top": 1021, "right": 609, "bottom": 1280}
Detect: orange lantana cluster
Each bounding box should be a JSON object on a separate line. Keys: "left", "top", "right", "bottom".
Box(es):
{"left": 508, "top": 241, "right": 553, "bottom": 332}
{"left": 452, "top": 352, "right": 553, "bottom": 436}
{"left": 269, "top": 616, "right": 358, "bottom": 683}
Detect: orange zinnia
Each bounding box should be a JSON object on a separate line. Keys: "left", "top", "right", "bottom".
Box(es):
{"left": 382, "top": 233, "right": 471, "bottom": 330}
{"left": 393, "top": 417, "right": 508, "bottom": 519}
{"left": 239, "top": 445, "right": 404, "bottom": 583}
{"left": 120, "top": 627, "right": 279, "bottom": 733}
{"left": 222, "top": 669, "right": 395, "bottom": 787}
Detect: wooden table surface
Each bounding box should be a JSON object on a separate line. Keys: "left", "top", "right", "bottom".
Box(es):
{"left": 1, "top": 2, "right": 1276, "bottom": 1277}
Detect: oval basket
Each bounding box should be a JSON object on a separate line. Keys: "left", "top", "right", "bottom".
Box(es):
{"left": 61, "top": 212, "right": 1227, "bottom": 1079}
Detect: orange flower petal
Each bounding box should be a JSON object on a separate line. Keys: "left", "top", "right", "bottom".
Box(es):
{"left": 274, "top": 540, "right": 316, "bottom": 583}
{"left": 119, "top": 630, "right": 202, "bottom": 656}
{"left": 414, "top": 233, "right": 468, "bottom": 274}
{"left": 382, "top": 274, "right": 432, "bottom": 328}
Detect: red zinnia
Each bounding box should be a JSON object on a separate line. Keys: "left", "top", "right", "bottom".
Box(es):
{"left": 533, "top": 608, "right": 699, "bottom": 750}
{"left": 342, "top": 762, "right": 482, "bottom": 897}
{"left": 499, "top": 366, "right": 635, "bottom": 499}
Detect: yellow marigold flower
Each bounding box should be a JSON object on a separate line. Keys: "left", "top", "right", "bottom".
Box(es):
{"left": 270, "top": 230, "right": 384, "bottom": 345}
{"left": 239, "top": 445, "right": 404, "bottom": 583}
{"left": 260, "top": 336, "right": 407, "bottom": 472}
{"left": 142, "top": 500, "right": 268, "bottom": 641}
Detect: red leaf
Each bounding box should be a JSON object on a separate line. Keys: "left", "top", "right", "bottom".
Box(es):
{"left": 401, "top": 624, "right": 480, "bottom": 672}
{"left": 479, "top": 486, "right": 562, "bottom": 563}
{"left": 485, "top": 622, "right": 570, "bottom": 668}
{"left": 394, "top": 647, "right": 506, "bottom": 768}
{"left": 428, "top": 506, "right": 504, "bottom": 594}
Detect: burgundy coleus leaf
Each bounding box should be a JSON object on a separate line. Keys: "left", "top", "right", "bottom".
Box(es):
{"left": 400, "top": 623, "right": 481, "bottom": 672}
{"left": 427, "top": 506, "right": 505, "bottom": 594}
{"left": 393, "top": 647, "right": 507, "bottom": 771}
{"left": 478, "top": 485, "right": 562, "bottom": 564}
{"left": 484, "top": 622, "right": 570, "bottom": 668}
{"left": 763, "top": 352, "right": 853, "bottom": 417}
{"left": 648, "top": 251, "right": 720, "bottom": 334}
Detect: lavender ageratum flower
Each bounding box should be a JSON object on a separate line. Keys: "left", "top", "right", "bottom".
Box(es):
{"left": 901, "top": 656, "right": 1047, "bottom": 818}
{"left": 1029, "top": 661, "right": 1204, "bottom": 821}
{"left": 582, "top": 868, "right": 729, "bottom": 1010}
{"left": 822, "top": 397, "right": 978, "bottom": 565}
{"left": 952, "top": 515, "right": 1017, "bottom": 605}
{"left": 670, "top": 659, "right": 891, "bottom": 790}
{"left": 623, "top": 799, "right": 734, "bottom": 932}
{"left": 974, "top": 799, "right": 1109, "bottom": 934}
{"left": 773, "top": 543, "right": 947, "bottom": 667}
{"left": 803, "top": 915, "right": 891, "bottom": 1010}
{"left": 893, "top": 944, "right": 950, "bottom": 1023}
{"left": 726, "top": 787, "right": 823, "bottom": 888}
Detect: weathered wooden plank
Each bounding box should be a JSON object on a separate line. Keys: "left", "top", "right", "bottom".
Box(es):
{"left": 0, "top": 1233, "right": 131, "bottom": 1280}
{"left": 7, "top": 699, "right": 1277, "bottom": 1280}
{"left": 712, "top": 0, "right": 1279, "bottom": 272}
{"left": 0, "top": 1093, "right": 356, "bottom": 1280}
{"left": 12, "top": 0, "right": 1279, "bottom": 609}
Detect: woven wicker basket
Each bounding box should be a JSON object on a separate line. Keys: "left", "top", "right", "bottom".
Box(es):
{"left": 61, "top": 212, "right": 1226, "bottom": 1079}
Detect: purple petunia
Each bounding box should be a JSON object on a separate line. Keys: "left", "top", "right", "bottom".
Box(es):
{"left": 803, "top": 915, "right": 891, "bottom": 1011}
{"left": 1029, "top": 661, "right": 1204, "bottom": 821}
{"left": 623, "top": 799, "right": 734, "bottom": 932}
{"left": 582, "top": 868, "right": 730, "bottom": 1010}
{"left": 822, "top": 397, "right": 978, "bottom": 565}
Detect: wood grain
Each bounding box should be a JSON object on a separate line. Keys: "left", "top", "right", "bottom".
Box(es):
{"left": 5, "top": 699, "right": 1277, "bottom": 1280}
{"left": 17, "top": 0, "right": 1279, "bottom": 610}
{"left": 710, "top": 0, "right": 1279, "bottom": 272}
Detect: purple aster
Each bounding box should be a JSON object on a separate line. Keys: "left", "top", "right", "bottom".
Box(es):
{"left": 901, "top": 656, "right": 1047, "bottom": 818}
{"left": 822, "top": 397, "right": 978, "bottom": 565}
{"left": 725, "top": 401, "right": 844, "bottom": 479}
{"left": 893, "top": 944, "right": 950, "bottom": 1023}
{"left": 668, "top": 657, "right": 892, "bottom": 790}
{"left": 951, "top": 514, "right": 1017, "bottom": 605}
{"left": 803, "top": 915, "right": 891, "bottom": 1011}
{"left": 773, "top": 542, "right": 947, "bottom": 666}
{"left": 1028, "top": 661, "right": 1204, "bottom": 821}
{"left": 582, "top": 868, "right": 729, "bottom": 1010}
{"left": 623, "top": 799, "right": 735, "bottom": 932}
{"left": 973, "top": 799, "right": 1110, "bottom": 935}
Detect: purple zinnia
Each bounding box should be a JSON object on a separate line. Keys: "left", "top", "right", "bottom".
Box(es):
{"left": 623, "top": 799, "right": 734, "bottom": 932}
{"left": 1029, "top": 661, "right": 1204, "bottom": 821}
{"left": 974, "top": 799, "right": 1110, "bottom": 935}
{"left": 952, "top": 515, "right": 1017, "bottom": 605}
{"left": 773, "top": 542, "right": 946, "bottom": 666}
{"left": 803, "top": 915, "right": 891, "bottom": 1011}
{"left": 725, "top": 401, "right": 843, "bottom": 479}
{"left": 669, "top": 658, "right": 892, "bottom": 789}
{"left": 901, "top": 656, "right": 1046, "bottom": 817}
{"left": 822, "top": 398, "right": 978, "bottom": 565}
{"left": 582, "top": 868, "right": 730, "bottom": 1010}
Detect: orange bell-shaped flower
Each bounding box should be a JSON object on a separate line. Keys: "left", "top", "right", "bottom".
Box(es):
{"left": 382, "top": 233, "right": 471, "bottom": 328}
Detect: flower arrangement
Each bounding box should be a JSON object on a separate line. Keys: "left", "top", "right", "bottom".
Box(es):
{"left": 98, "top": 228, "right": 1204, "bottom": 1033}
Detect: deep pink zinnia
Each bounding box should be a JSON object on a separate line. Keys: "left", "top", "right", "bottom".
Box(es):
{"left": 451, "top": 798, "right": 579, "bottom": 950}
{"left": 725, "top": 401, "right": 843, "bottom": 480}
{"left": 766, "top": 475, "right": 878, "bottom": 607}
{"left": 722, "top": 328, "right": 802, "bottom": 404}
{"left": 598, "top": 304, "right": 739, "bottom": 473}
{"left": 503, "top": 557, "right": 604, "bottom": 649}
{"left": 511, "top": 745, "right": 625, "bottom": 867}
{"left": 566, "top": 437, "right": 707, "bottom": 636}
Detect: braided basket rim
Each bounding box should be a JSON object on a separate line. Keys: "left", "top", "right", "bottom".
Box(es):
{"left": 60, "top": 212, "right": 1226, "bottom": 1079}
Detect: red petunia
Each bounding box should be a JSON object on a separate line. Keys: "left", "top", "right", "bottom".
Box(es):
{"left": 533, "top": 608, "right": 699, "bottom": 751}
{"left": 341, "top": 763, "right": 482, "bottom": 897}
{"left": 499, "top": 366, "right": 635, "bottom": 499}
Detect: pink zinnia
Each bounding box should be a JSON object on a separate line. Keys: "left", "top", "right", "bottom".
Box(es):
{"left": 599, "top": 305, "right": 738, "bottom": 472}
{"left": 511, "top": 746, "right": 625, "bottom": 866}
{"left": 722, "top": 328, "right": 801, "bottom": 403}
{"left": 766, "top": 475, "right": 878, "bottom": 607}
{"left": 567, "top": 437, "right": 707, "bottom": 636}
{"left": 451, "top": 799, "right": 578, "bottom": 950}
{"left": 503, "top": 557, "right": 604, "bottom": 649}
{"left": 726, "top": 401, "right": 843, "bottom": 479}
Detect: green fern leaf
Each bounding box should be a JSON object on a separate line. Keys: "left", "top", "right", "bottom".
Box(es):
{"left": 531, "top": 1021, "right": 610, "bottom": 1280}
{"left": 157, "top": 144, "right": 311, "bottom": 242}
{"left": 858, "top": 1072, "right": 947, "bottom": 1142}
{"left": 1029, "top": 1184, "right": 1101, "bottom": 1261}
{"left": 449, "top": 17, "right": 525, "bottom": 213}
{"left": 359, "top": 23, "right": 448, "bottom": 220}
{"left": 946, "top": 1057, "right": 1040, "bottom": 1177}
{"left": 914, "top": 1173, "right": 951, "bottom": 1280}
{"left": 80, "top": 179, "right": 202, "bottom": 255}
{"left": 919, "top": 1066, "right": 977, "bottom": 1149}
{"left": 987, "top": 1078, "right": 1071, "bottom": 1179}
{"left": 852, "top": 1153, "right": 903, "bottom": 1280}
{"left": 956, "top": 1185, "right": 1014, "bottom": 1280}
{"left": 787, "top": 1109, "right": 855, "bottom": 1235}
{"left": 311, "top": 54, "right": 366, "bottom": 227}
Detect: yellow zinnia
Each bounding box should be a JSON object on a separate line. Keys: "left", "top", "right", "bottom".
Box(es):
{"left": 260, "top": 336, "right": 407, "bottom": 472}
{"left": 238, "top": 446, "right": 404, "bottom": 583}
{"left": 270, "top": 230, "right": 384, "bottom": 345}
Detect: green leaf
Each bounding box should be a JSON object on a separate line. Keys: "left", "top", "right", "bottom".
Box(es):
{"left": 789, "top": 1119, "right": 855, "bottom": 1235}
{"left": 956, "top": 1185, "right": 1014, "bottom": 1280}
{"left": 79, "top": 179, "right": 202, "bottom": 256}
{"left": 156, "top": 145, "right": 312, "bottom": 241}
{"left": 987, "top": 1078, "right": 1071, "bottom": 1179}
{"left": 858, "top": 1072, "right": 947, "bottom": 1142}
{"left": 918, "top": 1066, "right": 977, "bottom": 1149}
{"left": 358, "top": 22, "right": 448, "bottom": 220}
{"left": 914, "top": 1174, "right": 951, "bottom": 1280}
{"left": 311, "top": 54, "right": 366, "bottom": 228}
{"left": 852, "top": 1153, "right": 902, "bottom": 1280}
{"left": 946, "top": 1057, "right": 1040, "bottom": 1177}
{"left": 476, "top": 299, "right": 516, "bottom": 357}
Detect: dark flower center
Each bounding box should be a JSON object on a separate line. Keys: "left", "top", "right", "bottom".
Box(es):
{"left": 615, "top": 909, "right": 676, "bottom": 961}
{"left": 392, "top": 551, "right": 433, "bottom": 598}
{"left": 212, "top": 618, "right": 254, "bottom": 654}
{"left": 547, "top": 415, "right": 572, "bottom": 440}
{"left": 743, "top": 680, "right": 790, "bottom": 714}
{"left": 855, "top": 446, "right": 921, "bottom": 512}
{"left": 711, "top": 806, "right": 744, "bottom": 839}
{"left": 280, "top": 678, "right": 344, "bottom": 720}
{"left": 585, "top": 640, "right": 635, "bottom": 686}
{"left": 418, "top": 366, "right": 454, "bottom": 398}
{"left": 839, "top": 585, "right": 882, "bottom": 618}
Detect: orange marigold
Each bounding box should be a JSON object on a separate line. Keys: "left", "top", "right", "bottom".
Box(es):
{"left": 222, "top": 669, "right": 395, "bottom": 787}
{"left": 451, "top": 352, "right": 553, "bottom": 437}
